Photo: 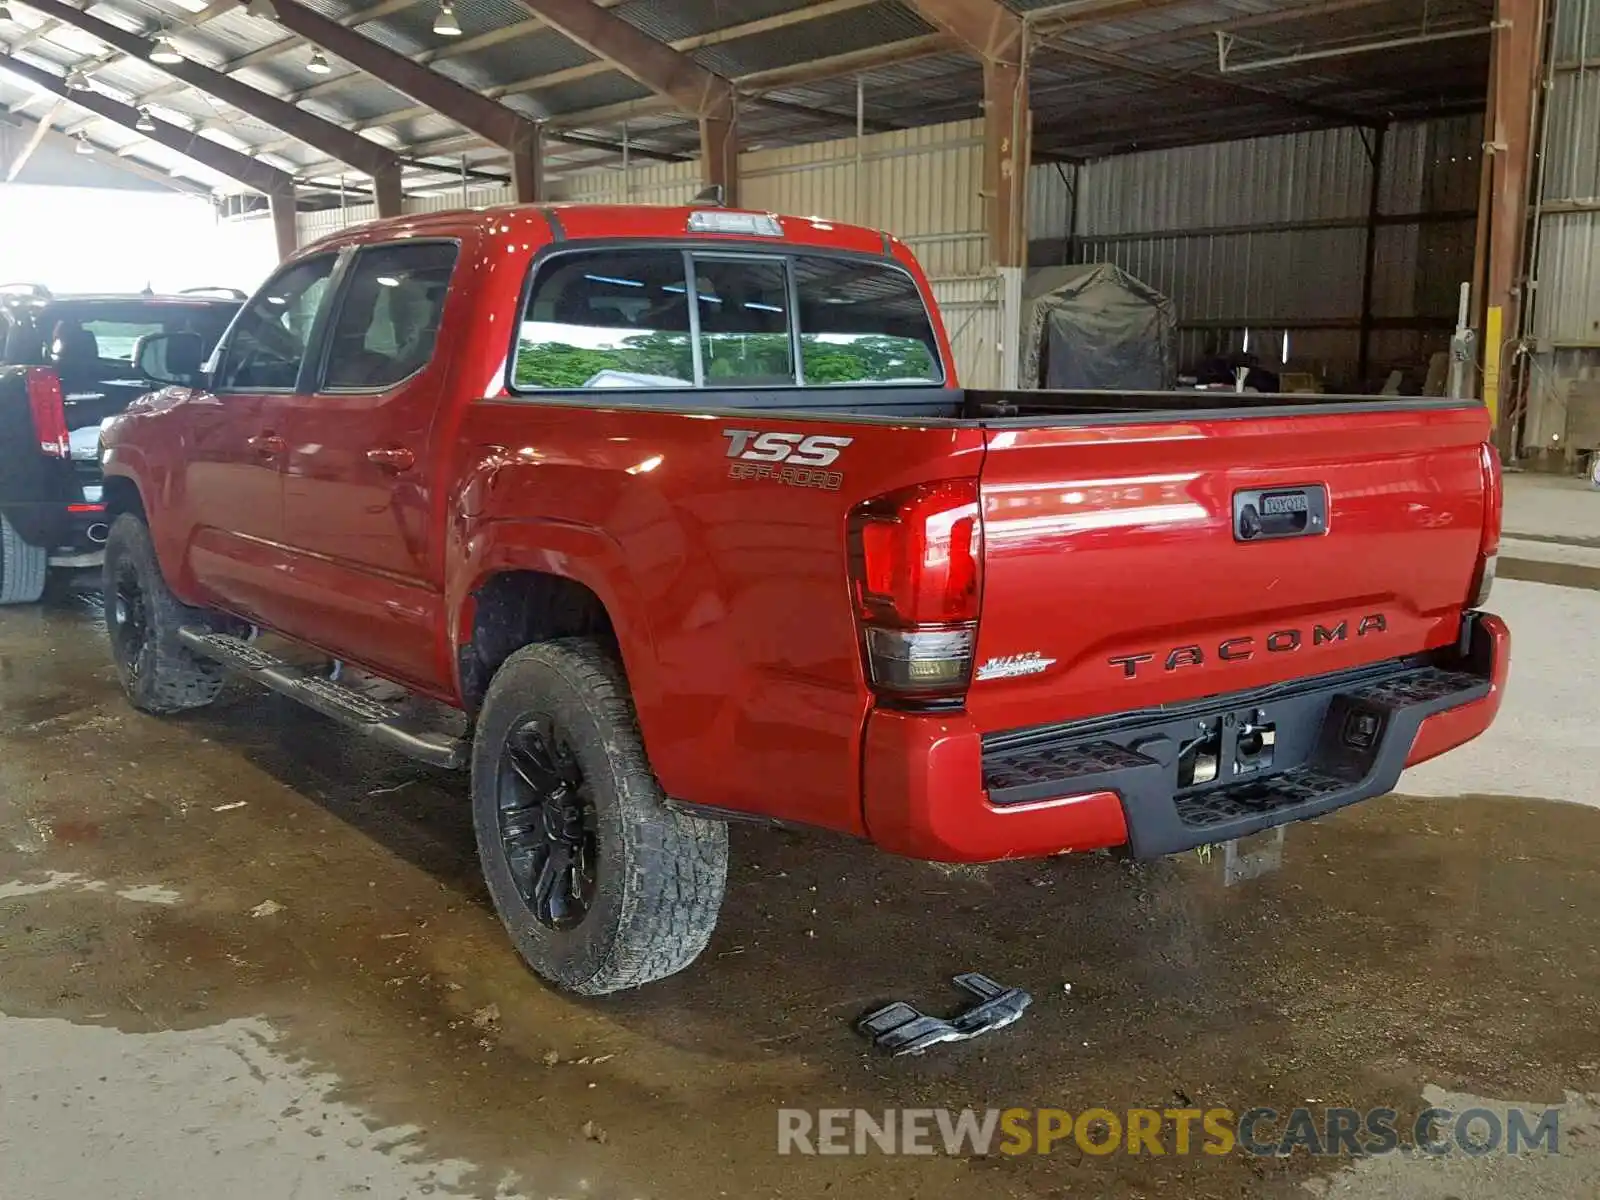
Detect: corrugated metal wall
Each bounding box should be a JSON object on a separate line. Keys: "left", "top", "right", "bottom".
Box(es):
{"left": 293, "top": 119, "right": 1010, "bottom": 386}
{"left": 1524, "top": 0, "right": 1600, "bottom": 453}
{"left": 553, "top": 159, "right": 704, "bottom": 206}
{"left": 291, "top": 114, "right": 1491, "bottom": 395}
{"left": 1028, "top": 116, "right": 1481, "bottom": 389}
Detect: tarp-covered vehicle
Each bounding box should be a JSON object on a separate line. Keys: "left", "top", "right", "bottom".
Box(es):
{"left": 1019, "top": 263, "right": 1177, "bottom": 391}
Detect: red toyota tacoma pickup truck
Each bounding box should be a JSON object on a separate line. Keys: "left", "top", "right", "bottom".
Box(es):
{"left": 99, "top": 203, "right": 1509, "bottom": 995}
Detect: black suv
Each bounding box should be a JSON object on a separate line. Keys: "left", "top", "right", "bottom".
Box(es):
{"left": 0, "top": 285, "right": 241, "bottom": 603}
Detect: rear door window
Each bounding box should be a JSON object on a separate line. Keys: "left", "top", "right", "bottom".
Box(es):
{"left": 321, "top": 242, "right": 459, "bottom": 391}
{"left": 515, "top": 250, "right": 693, "bottom": 389}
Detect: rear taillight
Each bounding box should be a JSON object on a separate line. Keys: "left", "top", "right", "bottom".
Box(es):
{"left": 848, "top": 479, "right": 982, "bottom": 702}
{"left": 1471, "top": 441, "right": 1501, "bottom": 608}
{"left": 25, "top": 367, "right": 68, "bottom": 458}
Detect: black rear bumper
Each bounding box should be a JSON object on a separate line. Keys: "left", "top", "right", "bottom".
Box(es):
{"left": 0, "top": 458, "right": 105, "bottom": 551}
{"left": 981, "top": 617, "right": 1498, "bottom": 858}
{"left": 2, "top": 493, "right": 107, "bottom": 554}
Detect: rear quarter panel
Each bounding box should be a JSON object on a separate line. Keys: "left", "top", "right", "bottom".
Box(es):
{"left": 450, "top": 401, "right": 985, "bottom": 834}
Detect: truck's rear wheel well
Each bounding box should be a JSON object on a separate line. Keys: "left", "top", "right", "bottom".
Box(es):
{"left": 102, "top": 477, "right": 145, "bottom": 522}
{"left": 461, "top": 571, "right": 615, "bottom": 712}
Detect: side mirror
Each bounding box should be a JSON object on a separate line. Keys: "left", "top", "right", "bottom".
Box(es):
{"left": 133, "top": 331, "right": 205, "bottom": 387}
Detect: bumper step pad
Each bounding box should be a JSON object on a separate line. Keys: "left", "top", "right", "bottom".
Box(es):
{"left": 981, "top": 658, "right": 1492, "bottom": 858}
{"left": 178, "top": 627, "right": 466, "bottom": 769}
{"left": 856, "top": 973, "right": 1032, "bottom": 1056}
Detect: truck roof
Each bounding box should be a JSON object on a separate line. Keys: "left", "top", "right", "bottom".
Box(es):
{"left": 300, "top": 203, "right": 899, "bottom": 261}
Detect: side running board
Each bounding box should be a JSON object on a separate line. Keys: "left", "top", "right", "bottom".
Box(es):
{"left": 178, "top": 627, "right": 467, "bottom": 769}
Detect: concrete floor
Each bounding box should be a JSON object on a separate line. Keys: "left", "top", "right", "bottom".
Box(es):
{"left": 1504, "top": 472, "right": 1599, "bottom": 546}
{"left": 3, "top": 567, "right": 1599, "bottom": 1198}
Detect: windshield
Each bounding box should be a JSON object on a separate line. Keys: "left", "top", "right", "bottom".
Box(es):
{"left": 0, "top": 300, "right": 238, "bottom": 375}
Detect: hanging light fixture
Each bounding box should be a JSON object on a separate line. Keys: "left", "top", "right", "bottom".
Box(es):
{"left": 64, "top": 67, "right": 91, "bottom": 91}
{"left": 0, "top": 6, "right": 15, "bottom": 23}
{"left": 150, "top": 35, "right": 183, "bottom": 64}
{"left": 432, "top": 1, "right": 461, "bottom": 36}
{"left": 246, "top": 0, "right": 277, "bottom": 18}
{"left": 74, "top": 133, "right": 93, "bottom": 156}
{"left": 135, "top": 107, "right": 156, "bottom": 132}
{"left": 306, "top": 47, "right": 331, "bottom": 74}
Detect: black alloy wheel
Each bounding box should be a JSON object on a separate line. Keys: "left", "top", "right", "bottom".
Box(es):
{"left": 109, "top": 557, "right": 151, "bottom": 683}
{"left": 497, "top": 717, "right": 598, "bottom": 930}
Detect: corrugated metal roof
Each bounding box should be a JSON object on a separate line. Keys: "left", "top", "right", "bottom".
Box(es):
{"left": 224, "top": 61, "right": 299, "bottom": 94}
{"left": 297, "top": 74, "right": 411, "bottom": 121}
{"left": 526, "top": 73, "right": 657, "bottom": 118}
{"left": 451, "top": 0, "right": 542, "bottom": 31}
{"left": 0, "top": 0, "right": 1496, "bottom": 199}
{"left": 1063, "top": 0, "right": 1281, "bottom": 47}
{"left": 616, "top": 0, "right": 806, "bottom": 43}
{"left": 173, "top": 22, "right": 272, "bottom": 63}
{"left": 437, "top": 29, "right": 598, "bottom": 93}
{"left": 86, "top": 58, "right": 175, "bottom": 98}
{"left": 190, "top": 10, "right": 291, "bottom": 59}
{"left": 384, "top": 111, "right": 463, "bottom": 145}
{"left": 694, "top": 2, "right": 934, "bottom": 77}
{"left": 351, "top": 6, "right": 442, "bottom": 58}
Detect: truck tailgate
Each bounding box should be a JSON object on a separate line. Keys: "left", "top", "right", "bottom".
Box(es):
{"left": 967, "top": 401, "right": 1491, "bottom": 735}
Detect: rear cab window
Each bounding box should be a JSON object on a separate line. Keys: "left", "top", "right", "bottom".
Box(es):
{"left": 511, "top": 246, "right": 942, "bottom": 392}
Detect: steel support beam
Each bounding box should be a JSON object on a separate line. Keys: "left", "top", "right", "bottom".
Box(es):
{"left": 267, "top": 0, "right": 544, "bottom": 200}
{"left": 42, "top": 1, "right": 242, "bottom": 106}
{"left": 1357, "top": 123, "right": 1388, "bottom": 383}
{"left": 983, "top": 57, "right": 1027, "bottom": 267}
{"left": 373, "top": 162, "right": 403, "bottom": 217}
{"left": 508, "top": 0, "right": 738, "bottom": 201}
{"left": 1110, "top": 0, "right": 1397, "bottom": 54}
{"left": 719, "top": 34, "right": 954, "bottom": 95}
{"left": 285, "top": 0, "right": 873, "bottom": 144}
{"left": 1039, "top": 35, "right": 1373, "bottom": 128}
{"left": 1483, "top": 0, "right": 1547, "bottom": 447}
{"left": 20, "top": 0, "right": 404, "bottom": 203}
{"left": 136, "top": 0, "right": 417, "bottom": 105}
{"left": 509, "top": 0, "right": 733, "bottom": 115}
{"left": 1027, "top": 0, "right": 1204, "bottom": 33}
{"left": 0, "top": 52, "right": 295, "bottom": 197}
{"left": 906, "top": 0, "right": 1027, "bottom": 266}
{"left": 907, "top": 0, "right": 1025, "bottom": 62}
{"left": 1, "top": 108, "right": 213, "bottom": 195}
{"left": 5, "top": 96, "right": 63, "bottom": 183}
{"left": 270, "top": 187, "right": 299, "bottom": 260}
{"left": 511, "top": 122, "right": 544, "bottom": 206}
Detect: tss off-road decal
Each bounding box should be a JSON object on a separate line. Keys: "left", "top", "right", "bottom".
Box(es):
{"left": 722, "top": 429, "right": 853, "bottom": 491}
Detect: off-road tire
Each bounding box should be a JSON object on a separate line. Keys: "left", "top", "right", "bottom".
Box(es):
{"left": 103, "top": 514, "right": 225, "bottom": 714}
{"left": 472, "top": 638, "right": 728, "bottom": 995}
{"left": 0, "top": 514, "right": 47, "bottom": 605}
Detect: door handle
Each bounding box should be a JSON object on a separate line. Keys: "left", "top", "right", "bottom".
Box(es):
{"left": 247, "top": 433, "right": 286, "bottom": 458}
{"left": 366, "top": 446, "right": 416, "bottom": 472}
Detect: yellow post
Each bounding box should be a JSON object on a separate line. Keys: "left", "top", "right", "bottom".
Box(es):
{"left": 1482, "top": 304, "right": 1503, "bottom": 429}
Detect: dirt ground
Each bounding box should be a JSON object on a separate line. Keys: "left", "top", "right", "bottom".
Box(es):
{"left": 2, "top": 577, "right": 1598, "bottom": 1199}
